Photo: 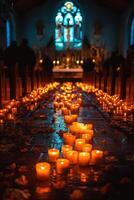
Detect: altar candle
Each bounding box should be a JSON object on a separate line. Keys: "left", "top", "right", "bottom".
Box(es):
{"left": 78, "top": 152, "right": 90, "bottom": 166}
{"left": 82, "top": 144, "right": 92, "bottom": 153}
{"left": 0, "top": 119, "right": 4, "bottom": 124}
{"left": 62, "top": 145, "right": 72, "bottom": 158}
{"left": 35, "top": 162, "right": 51, "bottom": 180}
{"left": 56, "top": 158, "right": 70, "bottom": 174}
{"left": 48, "top": 148, "right": 59, "bottom": 163}
{"left": 82, "top": 133, "right": 93, "bottom": 143}
{"left": 75, "top": 139, "right": 85, "bottom": 151}
{"left": 66, "top": 150, "right": 78, "bottom": 165}
{"left": 91, "top": 150, "right": 103, "bottom": 164}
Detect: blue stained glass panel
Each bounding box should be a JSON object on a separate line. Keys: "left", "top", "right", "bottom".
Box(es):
{"left": 55, "top": 1, "right": 82, "bottom": 50}
{"left": 130, "top": 18, "right": 134, "bottom": 45}
{"left": 6, "top": 20, "right": 11, "bottom": 47}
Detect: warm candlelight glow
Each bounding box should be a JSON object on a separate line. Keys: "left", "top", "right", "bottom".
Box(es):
{"left": 69, "top": 122, "right": 94, "bottom": 137}
{"left": 48, "top": 148, "right": 59, "bottom": 162}
{"left": 66, "top": 150, "right": 78, "bottom": 165}
{"left": 61, "top": 107, "right": 70, "bottom": 115}
{"left": 75, "top": 138, "right": 85, "bottom": 151}
{"left": 62, "top": 145, "right": 73, "bottom": 158}
{"left": 81, "top": 133, "right": 93, "bottom": 143}
{"left": 63, "top": 133, "right": 76, "bottom": 146}
{"left": 64, "top": 114, "right": 78, "bottom": 124}
{"left": 82, "top": 144, "right": 92, "bottom": 153}
{"left": 35, "top": 162, "right": 51, "bottom": 180}
{"left": 91, "top": 150, "right": 103, "bottom": 164}
{"left": 56, "top": 158, "right": 70, "bottom": 174}
{"left": 78, "top": 152, "right": 90, "bottom": 166}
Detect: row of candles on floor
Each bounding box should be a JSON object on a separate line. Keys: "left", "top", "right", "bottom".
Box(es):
{"left": 76, "top": 83, "right": 134, "bottom": 121}
{"left": 0, "top": 82, "right": 60, "bottom": 124}
{"left": 36, "top": 83, "right": 103, "bottom": 181}
{"left": 36, "top": 147, "right": 103, "bottom": 181}
{"left": 35, "top": 123, "right": 103, "bottom": 181}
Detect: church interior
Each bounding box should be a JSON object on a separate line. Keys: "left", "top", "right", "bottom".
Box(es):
{"left": 0, "top": 0, "right": 134, "bottom": 199}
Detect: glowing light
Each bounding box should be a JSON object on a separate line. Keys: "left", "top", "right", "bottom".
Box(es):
{"left": 55, "top": 2, "right": 82, "bottom": 50}
{"left": 92, "top": 59, "right": 96, "bottom": 63}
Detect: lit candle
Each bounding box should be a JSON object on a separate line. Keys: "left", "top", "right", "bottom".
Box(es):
{"left": 91, "top": 150, "right": 103, "bottom": 164}
{"left": 78, "top": 152, "right": 90, "bottom": 166}
{"left": 11, "top": 107, "right": 17, "bottom": 114}
{"left": 75, "top": 139, "right": 85, "bottom": 151}
{"left": 64, "top": 114, "right": 78, "bottom": 124}
{"left": 82, "top": 144, "right": 92, "bottom": 153}
{"left": 56, "top": 158, "right": 70, "bottom": 174}
{"left": 82, "top": 133, "right": 93, "bottom": 143}
{"left": 62, "top": 145, "right": 72, "bottom": 158}
{"left": 35, "top": 162, "right": 51, "bottom": 181}
{"left": 53, "top": 101, "right": 59, "bottom": 109}
{"left": 48, "top": 148, "right": 59, "bottom": 163}
{"left": 63, "top": 133, "right": 76, "bottom": 146}
{"left": 61, "top": 107, "right": 69, "bottom": 115}
{"left": 83, "top": 129, "right": 94, "bottom": 137}
{"left": 0, "top": 119, "right": 4, "bottom": 124}
{"left": 66, "top": 150, "right": 78, "bottom": 165}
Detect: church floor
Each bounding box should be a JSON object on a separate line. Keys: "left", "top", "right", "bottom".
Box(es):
{"left": 0, "top": 82, "right": 134, "bottom": 200}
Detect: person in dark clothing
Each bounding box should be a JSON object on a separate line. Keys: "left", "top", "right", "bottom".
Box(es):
{"left": 83, "top": 57, "right": 95, "bottom": 73}
{"left": 43, "top": 55, "right": 53, "bottom": 82}
{"left": 4, "top": 41, "right": 19, "bottom": 99}
{"left": 106, "top": 50, "right": 125, "bottom": 95}
{"left": 120, "top": 45, "right": 134, "bottom": 99}
{"left": 18, "top": 38, "right": 36, "bottom": 95}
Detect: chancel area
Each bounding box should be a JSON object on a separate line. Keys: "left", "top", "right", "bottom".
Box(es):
{"left": 0, "top": 0, "right": 134, "bottom": 199}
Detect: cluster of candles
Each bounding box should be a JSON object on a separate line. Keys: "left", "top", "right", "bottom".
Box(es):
{"left": 76, "top": 83, "right": 134, "bottom": 121}
{"left": 35, "top": 82, "right": 103, "bottom": 181}
{"left": 0, "top": 82, "right": 59, "bottom": 125}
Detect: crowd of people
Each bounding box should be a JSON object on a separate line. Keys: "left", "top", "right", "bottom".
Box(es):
{"left": 3, "top": 39, "right": 36, "bottom": 98}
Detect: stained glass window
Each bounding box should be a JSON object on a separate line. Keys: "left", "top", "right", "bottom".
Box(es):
{"left": 6, "top": 20, "right": 11, "bottom": 47}
{"left": 55, "top": 1, "right": 82, "bottom": 50}
{"left": 130, "top": 18, "right": 134, "bottom": 45}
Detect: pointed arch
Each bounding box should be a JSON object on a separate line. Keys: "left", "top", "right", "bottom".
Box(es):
{"left": 55, "top": 1, "right": 82, "bottom": 50}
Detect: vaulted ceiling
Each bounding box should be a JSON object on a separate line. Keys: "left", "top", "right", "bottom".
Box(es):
{"left": 8, "top": 0, "right": 133, "bottom": 13}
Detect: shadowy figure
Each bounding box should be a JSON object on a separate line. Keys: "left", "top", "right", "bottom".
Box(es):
{"left": 4, "top": 41, "right": 19, "bottom": 99}
{"left": 18, "top": 38, "right": 36, "bottom": 95}
{"left": 107, "top": 50, "right": 125, "bottom": 95}
{"left": 43, "top": 54, "right": 53, "bottom": 82}
{"left": 120, "top": 45, "right": 134, "bottom": 99}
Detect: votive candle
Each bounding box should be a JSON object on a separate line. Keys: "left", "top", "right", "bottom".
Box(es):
{"left": 62, "top": 145, "right": 72, "bottom": 158}
{"left": 48, "top": 148, "right": 59, "bottom": 163}
{"left": 75, "top": 138, "right": 85, "bottom": 151}
{"left": 56, "top": 158, "right": 70, "bottom": 174}
{"left": 66, "top": 150, "right": 78, "bottom": 165}
{"left": 35, "top": 162, "right": 51, "bottom": 181}
{"left": 78, "top": 152, "right": 90, "bottom": 166}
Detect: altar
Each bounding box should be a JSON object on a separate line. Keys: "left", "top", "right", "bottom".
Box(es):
{"left": 52, "top": 66, "right": 83, "bottom": 80}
